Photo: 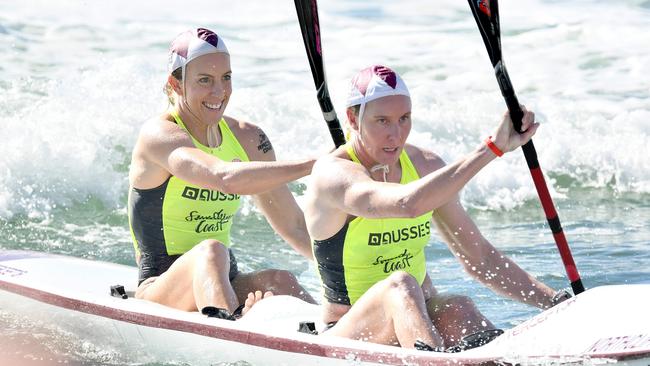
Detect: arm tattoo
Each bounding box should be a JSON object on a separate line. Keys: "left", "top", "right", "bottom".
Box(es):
{"left": 257, "top": 132, "right": 273, "bottom": 154}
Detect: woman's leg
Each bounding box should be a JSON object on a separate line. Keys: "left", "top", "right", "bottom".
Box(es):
{"left": 323, "top": 271, "right": 444, "bottom": 348}
{"left": 425, "top": 293, "right": 495, "bottom": 346}
{"left": 135, "top": 239, "right": 238, "bottom": 312}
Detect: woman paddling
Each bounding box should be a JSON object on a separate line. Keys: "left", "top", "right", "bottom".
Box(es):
{"left": 304, "top": 65, "right": 569, "bottom": 350}
{"left": 128, "top": 28, "right": 315, "bottom": 318}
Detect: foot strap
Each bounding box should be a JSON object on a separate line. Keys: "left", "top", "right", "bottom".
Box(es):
{"left": 445, "top": 329, "right": 504, "bottom": 353}
{"left": 231, "top": 303, "right": 245, "bottom": 319}
{"left": 110, "top": 285, "right": 128, "bottom": 299}
{"left": 298, "top": 321, "right": 318, "bottom": 335}
{"left": 414, "top": 340, "right": 445, "bottom": 352}
{"left": 202, "top": 305, "right": 244, "bottom": 321}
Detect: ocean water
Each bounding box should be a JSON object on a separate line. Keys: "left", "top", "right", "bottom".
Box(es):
{"left": 1, "top": 0, "right": 649, "bottom": 364}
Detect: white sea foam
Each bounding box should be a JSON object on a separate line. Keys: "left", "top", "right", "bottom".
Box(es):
{"left": 1, "top": 0, "right": 649, "bottom": 218}
{"left": 1, "top": 2, "right": 649, "bottom": 364}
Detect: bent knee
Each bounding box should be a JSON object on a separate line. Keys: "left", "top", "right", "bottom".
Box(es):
{"left": 385, "top": 271, "right": 420, "bottom": 293}
{"left": 195, "top": 239, "right": 229, "bottom": 263}
{"left": 196, "top": 239, "right": 226, "bottom": 251}
{"left": 196, "top": 239, "right": 227, "bottom": 255}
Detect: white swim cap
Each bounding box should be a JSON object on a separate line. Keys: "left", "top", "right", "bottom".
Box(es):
{"left": 345, "top": 65, "right": 410, "bottom": 108}
{"left": 168, "top": 27, "right": 229, "bottom": 77}
{"left": 345, "top": 65, "right": 410, "bottom": 138}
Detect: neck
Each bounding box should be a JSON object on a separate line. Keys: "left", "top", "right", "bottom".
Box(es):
{"left": 175, "top": 103, "right": 222, "bottom": 148}
{"left": 350, "top": 137, "right": 400, "bottom": 183}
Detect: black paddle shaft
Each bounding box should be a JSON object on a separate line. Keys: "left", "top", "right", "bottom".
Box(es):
{"left": 468, "top": 0, "right": 585, "bottom": 295}
{"left": 294, "top": 0, "right": 346, "bottom": 147}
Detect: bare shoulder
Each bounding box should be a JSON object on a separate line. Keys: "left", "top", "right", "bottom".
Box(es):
{"left": 313, "top": 147, "right": 353, "bottom": 174}
{"left": 308, "top": 151, "right": 362, "bottom": 212}
{"left": 129, "top": 113, "right": 192, "bottom": 189}
{"left": 311, "top": 148, "right": 369, "bottom": 188}
{"left": 404, "top": 143, "right": 447, "bottom": 176}
{"left": 312, "top": 152, "right": 341, "bottom": 176}
{"left": 137, "top": 112, "right": 193, "bottom": 149}
{"left": 306, "top": 150, "right": 358, "bottom": 239}
{"left": 224, "top": 116, "right": 275, "bottom": 161}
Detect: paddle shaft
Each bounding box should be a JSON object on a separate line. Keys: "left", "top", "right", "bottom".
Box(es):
{"left": 294, "top": 0, "right": 346, "bottom": 147}
{"left": 468, "top": 0, "right": 585, "bottom": 295}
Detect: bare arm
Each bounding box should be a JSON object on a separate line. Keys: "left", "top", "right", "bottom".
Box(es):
{"left": 314, "top": 109, "right": 538, "bottom": 220}
{"left": 432, "top": 198, "right": 557, "bottom": 309}
{"left": 134, "top": 116, "right": 314, "bottom": 194}
{"left": 314, "top": 142, "right": 502, "bottom": 220}
{"left": 241, "top": 123, "right": 313, "bottom": 260}
{"left": 252, "top": 188, "right": 313, "bottom": 260}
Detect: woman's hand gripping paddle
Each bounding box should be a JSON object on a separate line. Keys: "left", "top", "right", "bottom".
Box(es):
{"left": 467, "top": 0, "right": 585, "bottom": 295}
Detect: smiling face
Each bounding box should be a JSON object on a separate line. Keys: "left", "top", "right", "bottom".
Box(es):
{"left": 172, "top": 52, "right": 232, "bottom": 124}
{"left": 349, "top": 94, "right": 412, "bottom": 166}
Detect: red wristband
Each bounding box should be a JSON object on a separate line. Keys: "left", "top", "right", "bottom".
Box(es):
{"left": 485, "top": 136, "right": 504, "bottom": 157}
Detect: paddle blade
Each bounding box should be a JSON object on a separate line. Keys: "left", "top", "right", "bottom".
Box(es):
{"left": 294, "top": 0, "right": 345, "bottom": 147}
{"left": 468, "top": 0, "right": 524, "bottom": 132}
{"left": 467, "top": 0, "right": 502, "bottom": 67}
{"left": 294, "top": 0, "right": 324, "bottom": 88}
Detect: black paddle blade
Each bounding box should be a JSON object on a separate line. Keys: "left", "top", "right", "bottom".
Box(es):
{"left": 294, "top": 0, "right": 346, "bottom": 147}
{"left": 294, "top": 0, "right": 325, "bottom": 88}
{"left": 467, "top": 0, "right": 502, "bottom": 67}
{"left": 468, "top": 0, "right": 523, "bottom": 132}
